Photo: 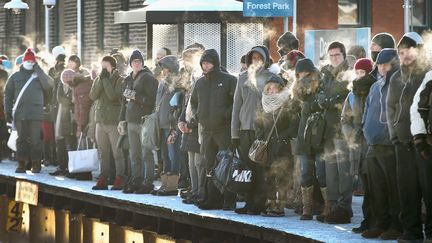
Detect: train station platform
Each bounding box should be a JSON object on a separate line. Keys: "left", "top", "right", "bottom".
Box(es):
{"left": 0, "top": 160, "right": 391, "bottom": 243}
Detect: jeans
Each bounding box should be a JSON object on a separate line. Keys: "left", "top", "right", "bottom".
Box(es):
{"left": 160, "top": 129, "right": 181, "bottom": 174}
{"left": 299, "top": 153, "right": 326, "bottom": 187}
{"left": 128, "top": 123, "right": 154, "bottom": 186}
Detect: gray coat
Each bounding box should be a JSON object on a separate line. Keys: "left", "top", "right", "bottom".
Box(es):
{"left": 4, "top": 64, "right": 53, "bottom": 122}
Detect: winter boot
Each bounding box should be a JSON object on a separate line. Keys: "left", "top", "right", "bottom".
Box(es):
{"left": 15, "top": 160, "right": 26, "bottom": 173}
{"left": 151, "top": 173, "right": 168, "bottom": 195}
{"left": 111, "top": 176, "right": 124, "bottom": 190}
{"left": 31, "top": 161, "right": 41, "bottom": 173}
{"left": 300, "top": 186, "right": 313, "bottom": 220}
{"left": 261, "top": 200, "right": 277, "bottom": 217}
{"left": 316, "top": 187, "right": 330, "bottom": 222}
{"left": 157, "top": 174, "right": 179, "bottom": 196}
{"left": 92, "top": 176, "right": 108, "bottom": 190}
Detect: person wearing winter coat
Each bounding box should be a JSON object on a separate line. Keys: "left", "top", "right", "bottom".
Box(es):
{"left": 370, "top": 33, "right": 396, "bottom": 63}
{"left": 151, "top": 55, "right": 183, "bottom": 196}
{"left": 231, "top": 45, "right": 279, "bottom": 215}
{"left": 291, "top": 58, "right": 327, "bottom": 221}
{"left": 50, "top": 55, "right": 90, "bottom": 178}
{"left": 0, "top": 60, "right": 10, "bottom": 160}
{"left": 343, "top": 58, "right": 376, "bottom": 235}
{"left": 390, "top": 32, "right": 432, "bottom": 243}
{"left": 254, "top": 76, "right": 300, "bottom": 217}
{"left": 4, "top": 48, "right": 54, "bottom": 173}
{"left": 319, "top": 41, "right": 351, "bottom": 224}
{"left": 177, "top": 48, "right": 205, "bottom": 204}
{"left": 89, "top": 56, "right": 125, "bottom": 190}
{"left": 341, "top": 58, "right": 374, "bottom": 196}
{"left": 119, "top": 50, "right": 158, "bottom": 194}
{"left": 190, "top": 49, "right": 237, "bottom": 210}
{"left": 358, "top": 49, "right": 402, "bottom": 240}
{"left": 41, "top": 49, "right": 65, "bottom": 167}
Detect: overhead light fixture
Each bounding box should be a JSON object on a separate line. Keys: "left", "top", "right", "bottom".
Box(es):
{"left": 4, "top": 0, "right": 29, "bottom": 15}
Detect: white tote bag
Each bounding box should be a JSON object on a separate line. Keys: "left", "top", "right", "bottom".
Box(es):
{"left": 68, "top": 133, "right": 99, "bottom": 173}
{"left": 7, "top": 130, "right": 18, "bottom": 151}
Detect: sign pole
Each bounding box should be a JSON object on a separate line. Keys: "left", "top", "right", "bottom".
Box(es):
{"left": 283, "top": 17, "right": 289, "bottom": 32}
{"left": 293, "top": 0, "right": 297, "bottom": 35}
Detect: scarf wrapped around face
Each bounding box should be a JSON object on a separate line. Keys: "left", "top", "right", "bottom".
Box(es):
{"left": 261, "top": 87, "right": 290, "bottom": 113}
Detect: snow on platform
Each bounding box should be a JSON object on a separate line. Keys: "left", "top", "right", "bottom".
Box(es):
{"left": 0, "top": 159, "right": 392, "bottom": 243}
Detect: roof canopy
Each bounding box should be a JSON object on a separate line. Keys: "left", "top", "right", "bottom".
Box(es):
{"left": 114, "top": 0, "right": 252, "bottom": 24}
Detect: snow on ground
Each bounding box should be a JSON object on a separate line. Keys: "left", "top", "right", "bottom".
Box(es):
{"left": 0, "top": 159, "right": 393, "bottom": 243}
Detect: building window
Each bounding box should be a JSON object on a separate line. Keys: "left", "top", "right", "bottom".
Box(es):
{"left": 413, "top": 0, "right": 427, "bottom": 26}
{"left": 338, "top": 0, "right": 359, "bottom": 25}
{"left": 338, "top": 0, "right": 371, "bottom": 27}
{"left": 412, "top": 0, "right": 431, "bottom": 33}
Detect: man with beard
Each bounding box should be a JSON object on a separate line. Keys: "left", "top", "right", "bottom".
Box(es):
{"left": 190, "top": 49, "right": 237, "bottom": 210}
{"left": 388, "top": 32, "right": 431, "bottom": 243}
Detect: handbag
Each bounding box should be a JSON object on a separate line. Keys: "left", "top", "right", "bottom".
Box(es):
{"left": 248, "top": 107, "right": 284, "bottom": 165}
{"left": 141, "top": 89, "right": 164, "bottom": 150}
{"left": 7, "top": 73, "right": 37, "bottom": 151}
{"left": 212, "top": 149, "right": 235, "bottom": 193}
{"left": 68, "top": 133, "right": 99, "bottom": 173}
{"left": 227, "top": 149, "right": 252, "bottom": 193}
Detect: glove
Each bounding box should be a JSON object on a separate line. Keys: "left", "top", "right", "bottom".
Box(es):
{"left": 414, "top": 135, "right": 431, "bottom": 160}
{"left": 117, "top": 121, "right": 127, "bottom": 135}
{"left": 5, "top": 113, "right": 12, "bottom": 124}
{"left": 231, "top": 138, "right": 240, "bottom": 149}
{"left": 99, "top": 68, "right": 110, "bottom": 79}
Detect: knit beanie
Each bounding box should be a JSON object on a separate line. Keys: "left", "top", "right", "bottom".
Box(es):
{"left": 277, "top": 31, "right": 299, "bottom": 51}
{"left": 281, "top": 50, "right": 305, "bottom": 71}
{"left": 52, "top": 46, "right": 66, "bottom": 59}
{"left": 376, "top": 48, "right": 398, "bottom": 64}
{"left": 102, "top": 55, "right": 117, "bottom": 69}
{"left": 354, "top": 58, "right": 373, "bottom": 73}
{"left": 23, "top": 48, "right": 36, "bottom": 62}
{"left": 158, "top": 55, "right": 179, "bottom": 74}
{"left": 61, "top": 69, "right": 76, "bottom": 86}
{"left": 129, "top": 49, "right": 144, "bottom": 67}
{"left": 295, "top": 58, "right": 318, "bottom": 74}
{"left": 371, "top": 33, "right": 396, "bottom": 49}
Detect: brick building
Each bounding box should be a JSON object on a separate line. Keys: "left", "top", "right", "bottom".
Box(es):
{"left": 0, "top": 0, "right": 430, "bottom": 68}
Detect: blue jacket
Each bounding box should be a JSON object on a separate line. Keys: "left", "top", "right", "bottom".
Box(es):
{"left": 362, "top": 71, "right": 395, "bottom": 146}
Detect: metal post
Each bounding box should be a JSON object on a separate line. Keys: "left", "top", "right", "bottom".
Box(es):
{"left": 403, "top": 0, "right": 411, "bottom": 33}
{"left": 293, "top": 0, "right": 297, "bottom": 36}
{"left": 77, "top": 0, "right": 82, "bottom": 58}
{"left": 283, "top": 17, "right": 289, "bottom": 32}
{"left": 45, "top": 7, "right": 50, "bottom": 52}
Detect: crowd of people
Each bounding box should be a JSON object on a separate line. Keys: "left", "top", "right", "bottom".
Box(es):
{"left": 1, "top": 30, "right": 432, "bottom": 243}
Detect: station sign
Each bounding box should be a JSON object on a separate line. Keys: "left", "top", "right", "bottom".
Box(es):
{"left": 243, "top": 0, "right": 294, "bottom": 17}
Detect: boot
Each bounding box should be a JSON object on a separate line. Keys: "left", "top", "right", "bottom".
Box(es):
{"left": 92, "top": 176, "right": 108, "bottom": 190}
{"left": 300, "top": 186, "right": 313, "bottom": 220}
{"left": 111, "top": 176, "right": 124, "bottom": 190}
{"left": 261, "top": 199, "right": 277, "bottom": 217}
{"left": 151, "top": 173, "right": 168, "bottom": 195}
{"left": 157, "top": 174, "right": 179, "bottom": 196}
{"left": 316, "top": 187, "right": 330, "bottom": 222}
{"left": 31, "top": 161, "right": 41, "bottom": 173}
{"left": 15, "top": 160, "right": 26, "bottom": 173}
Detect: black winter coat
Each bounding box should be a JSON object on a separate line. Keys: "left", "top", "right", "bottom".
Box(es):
{"left": 190, "top": 49, "right": 237, "bottom": 132}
